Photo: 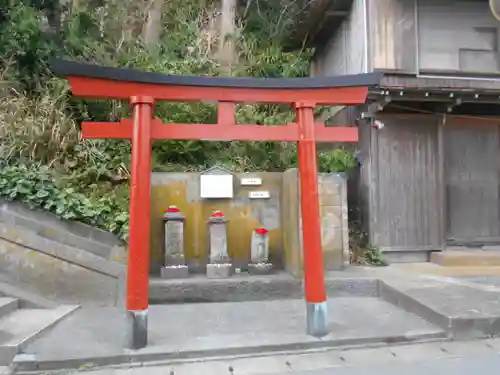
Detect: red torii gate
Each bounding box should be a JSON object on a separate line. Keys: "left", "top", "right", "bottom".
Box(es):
{"left": 51, "top": 59, "right": 381, "bottom": 349}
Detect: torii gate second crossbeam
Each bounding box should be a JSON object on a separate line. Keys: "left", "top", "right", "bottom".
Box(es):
{"left": 51, "top": 59, "right": 381, "bottom": 349}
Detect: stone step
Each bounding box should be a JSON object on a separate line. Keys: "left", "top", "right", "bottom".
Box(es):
{"left": 430, "top": 251, "right": 500, "bottom": 267}
{"left": 0, "top": 305, "right": 78, "bottom": 365}
{"left": 0, "top": 200, "right": 124, "bottom": 261}
{"left": 0, "top": 298, "right": 18, "bottom": 319}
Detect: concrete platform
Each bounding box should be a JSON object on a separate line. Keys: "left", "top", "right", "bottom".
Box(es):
{"left": 379, "top": 274, "right": 500, "bottom": 339}
{"left": 431, "top": 250, "right": 500, "bottom": 267}
{"left": 149, "top": 272, "right": 379, "bottom": 304}
{"left": 14, "top": 298, "right": 445, "bottom": 371}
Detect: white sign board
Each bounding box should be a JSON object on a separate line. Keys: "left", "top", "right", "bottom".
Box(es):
{"left": 200, "top": 174, "right": 233, "bottom": 198}
{"left": 241, "top": 177, "right": 262, "bottom": 186}
{"left": 249, "top": 191, "right": 270, "bottom": 199}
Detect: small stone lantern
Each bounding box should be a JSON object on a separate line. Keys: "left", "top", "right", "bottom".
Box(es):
{"left": 248, "top": 227, "right": 273, "bottom": 274}
{"left": 206, "top": 210, "right": 233, "bottom": 278}
{"left": 161, "top": 205, "right": 188, "bottom": 279}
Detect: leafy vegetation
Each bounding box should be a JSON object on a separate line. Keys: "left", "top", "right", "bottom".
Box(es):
{"left": 0, "top": 163, "right": 129, "bottom": 240}
{"left": 0, "top": 0, "right": 357, "bottom": 241}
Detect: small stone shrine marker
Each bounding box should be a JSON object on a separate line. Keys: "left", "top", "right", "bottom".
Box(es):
{"left": 206, "top": 210, "right": 233, "bottom": 278}
{"left": 161, "top": 205, "right": 188, "bottom": 279}
{"left": 248, "top": 227, "right": 273, "bottom": 274}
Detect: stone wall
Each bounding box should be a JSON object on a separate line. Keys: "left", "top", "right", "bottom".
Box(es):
{"left": 0, "top": 168, "right": 350, "bottom": 306}
{"left": 151, "top": 170, "right": 349, "bottom": 276}
{"left": 281, "top": 169, "right": 348, "bottom": 277}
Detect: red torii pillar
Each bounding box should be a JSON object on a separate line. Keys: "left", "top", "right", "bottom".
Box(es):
{"left": 51, "top": 59, "right": 381, "bottom": 349}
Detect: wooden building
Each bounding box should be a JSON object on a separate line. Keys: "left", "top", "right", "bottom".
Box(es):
{"left": 288, "top": 0, "right": 500, "bottom": 263}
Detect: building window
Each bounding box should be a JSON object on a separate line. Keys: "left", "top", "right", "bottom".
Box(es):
{"left": 459, "top": 27, "right": 499, "bottom": 73}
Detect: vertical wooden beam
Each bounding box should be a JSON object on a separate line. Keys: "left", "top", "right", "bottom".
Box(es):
{"left": 437, "top": 116, "right": 446, "bottom": 250}
{"left": 295, "top": 102, "right": 328, "bottom": 338}
{"left": 369, "top": 117, "right": 380, "bottom": 246}
{"left": 217, "top": 102, "right": 235, "bottom": 125}
{"left": 126, "top": 96, "right": 154, "bottom": 349}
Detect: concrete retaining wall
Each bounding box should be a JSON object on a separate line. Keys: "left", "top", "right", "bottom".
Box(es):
{"left": 0, "top": 200, "right": 127, "bottom": 306}
{"left": 0, "top": 166, "right": 350, "bottom": 305}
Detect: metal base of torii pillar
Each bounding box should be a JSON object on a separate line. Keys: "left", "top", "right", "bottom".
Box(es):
{"left": 50, "top": 58, "right": 381, "bottom": 349}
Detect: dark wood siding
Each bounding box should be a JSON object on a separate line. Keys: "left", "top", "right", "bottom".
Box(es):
{"left": 444, "top": 119, "right": 500, "bottom": 243}
{"left": 369, "top": 114, "right": 442, "bottom": 255}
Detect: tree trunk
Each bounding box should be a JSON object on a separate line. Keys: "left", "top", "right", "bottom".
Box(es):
{"left": 218, "top": 0, "right": 236, "bottom": 73}
{"left": 71, "top": 0, "right": 80, "bottom": 14}
{"left": 143, "top": 0, "right": 164, "bottom": 46}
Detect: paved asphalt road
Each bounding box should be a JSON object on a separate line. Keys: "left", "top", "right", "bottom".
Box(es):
{"left": 48, "top": 339, "right": 500, "bottom": 375}
{"left": 286, "top": 355, "right": 500, "bottom": 375}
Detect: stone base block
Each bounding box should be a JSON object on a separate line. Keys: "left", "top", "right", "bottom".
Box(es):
{"left": 206, "top": 263, "right": 233, "bottom": 279}
{"left": 248, "top": 262, "right": 273, "bottom": 275}
{"left": 161, "top": 265, "right": 189, "bottom": 279}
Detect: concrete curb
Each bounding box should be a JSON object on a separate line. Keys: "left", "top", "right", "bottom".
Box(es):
{"left": 11, "top": 330, "right": 446, "bottom": 372}
{"left": 14, "top": 305, "right": 81, "bottom": 356}
{"left": 1, "top": 305, "right": 80, "bottom": 366}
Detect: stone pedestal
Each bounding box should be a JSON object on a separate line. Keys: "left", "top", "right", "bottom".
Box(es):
{"left": 248, "top": 227, "right": 273, "bottom": 275}
{"left": 207, "top": 211, "right": 233, "bottom": 278}
{"left": 161, "top": 206, "right": 189, "bottom": 279}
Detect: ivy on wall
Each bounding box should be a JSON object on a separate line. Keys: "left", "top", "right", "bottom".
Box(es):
{"left": 0, "top": 163, "right": 129, "bottom": 241}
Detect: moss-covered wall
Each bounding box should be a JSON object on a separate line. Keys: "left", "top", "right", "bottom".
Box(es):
{"left": 150, "top": 170, "right": 348, "bottom": 276}
{"left": 150, "top": 172, "right": 283, "bottom": 272}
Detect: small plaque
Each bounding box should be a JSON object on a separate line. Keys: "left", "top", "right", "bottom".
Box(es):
{"left": 241, "top": 177, "right": 262, "bottom": 186}
{"left": 249, "top": 191, "right": 270, "bottom": 199}
{"left": 200, "top": 174, "right": 233, "bottom": 198}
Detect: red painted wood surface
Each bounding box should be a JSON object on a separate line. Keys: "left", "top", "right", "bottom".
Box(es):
{"left": 68, "top": 76, "right": 369, "bottom": 105}
{"left": 296, "top": 103, "right": 327, "bottom": 304}
{"left": 126, "top": 96, "right": 154, "bottom": 312}
{"left": 81, "top": 120, "right": 359, "bottom": 142}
